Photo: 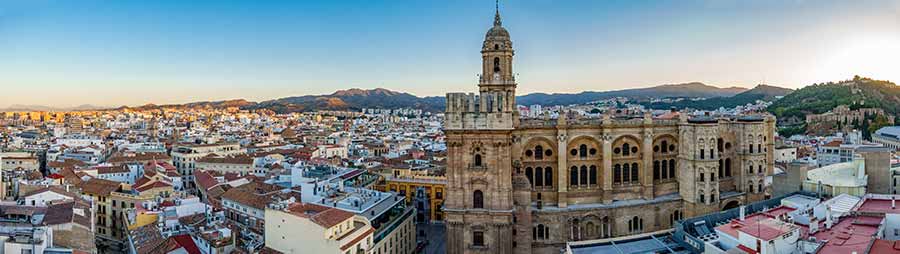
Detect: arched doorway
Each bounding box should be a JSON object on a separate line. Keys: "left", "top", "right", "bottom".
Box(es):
{"left": 722, "top": 200, "right": 740, "bottom": 211}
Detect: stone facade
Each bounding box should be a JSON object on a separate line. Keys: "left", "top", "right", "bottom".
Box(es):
{"left": 443, "top": 6, "right": 777, "bottom": 254}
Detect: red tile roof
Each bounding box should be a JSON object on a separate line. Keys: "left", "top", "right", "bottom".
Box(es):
{"left": 867, "top": 239, "right": 900, "bottom": 254}
{"left": 856, "top": 198, "right": 900, "bottom": 214}
{"left": 170, "top": 234, "right": 201, "bottom": 254}
{"left": 286, "top": 202, "right": 354, "bottom": 228}
{"left": 135, "top": 181, "right": 172, "bottom": 192}
{"left": 193, "top": 169, "right": 220, "bottom": 191}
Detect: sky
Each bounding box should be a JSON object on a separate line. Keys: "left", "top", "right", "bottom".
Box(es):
{"left": 1, "top": 0, "right": 899, "bottom": 108}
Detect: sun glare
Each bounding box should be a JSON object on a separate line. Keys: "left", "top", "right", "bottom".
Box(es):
{"left": 814, "top": 34, "right": 900, "bottom": 84}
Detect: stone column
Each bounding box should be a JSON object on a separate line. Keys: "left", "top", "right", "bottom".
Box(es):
{"left": 557, "top": 131, "right": 568, "bottom": 208}
{"left": 642, "top": 130, "right": 655, "bottom": 199}
{"left": 602, "top": 133, "right": 613, "bottom": 204}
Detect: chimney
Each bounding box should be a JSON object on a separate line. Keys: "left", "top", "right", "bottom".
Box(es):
{"left": 825, "top": 205, "right": 833, "bottom": 229}
{"left": 739, "top": 205, "right": 746, "bottom": 221}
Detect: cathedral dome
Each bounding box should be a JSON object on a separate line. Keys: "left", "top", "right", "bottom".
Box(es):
{"left": 485, "top": 25, "right": 509, "bottom": 39}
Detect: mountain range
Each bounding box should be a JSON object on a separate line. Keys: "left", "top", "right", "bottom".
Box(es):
{"left": 644, "top": 85, "right": 793, "bottom": 110}
{"left": 3, "top": 82, "right": 790, "bottom": 113}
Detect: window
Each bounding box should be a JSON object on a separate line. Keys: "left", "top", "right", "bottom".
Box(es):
{"left": 589, "top": 166, "right": 597, "bottom": 185}
{"left": 474, "top": 154, "right": 482, "bottom": 167}
{"left": 622, "top": 164, "right": 630, "bottom": 183}
{"left": 525, "top": 167, "right": 533, "bottom": 186}
{"left": 623, "top": 143, "right": 630, "bottom": 156}
{"left": 473, "top": 231, "right": 485, "bottom": 247}
{"left": 613, "top": 164, "right": 621, "bottom": 184}
{"left": 535, "top": 167, "right": 544, "bottom": 187}
{"left": 473, "top": 190, "right": 484, "bottom": 209}
{"left": 493, "top": 57, "right": 501, "bottom": 73}
{"left": 535, "top": 146, "right": 544, "bottom": 160}
{"left": 662, "top": 141, "right": 669, "bottom": 153}
{"left": 653, "top": 161, "right": 660, "bottom": 180}
{"left": 570, "top": 166, "right": 578, "bottom": 186}
{"left": 724, "top": 158, "right": 731, "bottom": 177}
{"left": 628, "top": 216, "right": 643, "bottom": 233}
{"left": 631, "top": 163, "right": 639, "bottom": 182}
{"left": 544, "top": 167, "right": 553, "bottom": 187}
{"left": 700, "top": 149, "right": 705, "bottom": 159}
{"left": 579, "top": 144, "right": 588, "bottom": 158}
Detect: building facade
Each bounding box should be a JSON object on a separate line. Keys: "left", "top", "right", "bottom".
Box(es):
{"left": 443, "top": 6, "right": 777, "bottom": 254}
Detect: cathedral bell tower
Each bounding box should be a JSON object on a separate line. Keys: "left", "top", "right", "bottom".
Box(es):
{"left": 478, "top": 5, "right": 517, "bottom": 115}
{"left": 443, "top": 2, "right": 518, "bottom": 254}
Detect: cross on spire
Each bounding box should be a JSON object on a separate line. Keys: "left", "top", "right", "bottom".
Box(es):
{"left": 494, "top": 0, "right": 502, "bottom": 26}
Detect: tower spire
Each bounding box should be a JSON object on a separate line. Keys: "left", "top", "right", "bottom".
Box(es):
{"left": 494, "top": 0, "right": 502, "bottom": 26}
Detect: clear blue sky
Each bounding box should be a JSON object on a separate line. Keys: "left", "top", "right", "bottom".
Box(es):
{"left": 2, "top": 0, "right": 899, "bottom": 107}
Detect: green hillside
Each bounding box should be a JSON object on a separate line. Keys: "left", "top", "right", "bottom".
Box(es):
{"left": 768, "top": 76, "right": 900, "bottom": 122}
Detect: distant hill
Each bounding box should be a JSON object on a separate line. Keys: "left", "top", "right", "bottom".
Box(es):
{"left": 645, "top": 84, "right": 793, "bottom": 110}
{"left": 117, "top": 99, "right": 255, "bottom": 111}
{"left": 248, "top": 88, "right": 444, "bottom": 113}
{"left": 0, "top": 104, "right": 107, "bottom": 112}
{"left": 768, "top": 76, "right": 900, "bottom": 124}
{"left": 516, "top": 82, "right": 748, "bottom": 106}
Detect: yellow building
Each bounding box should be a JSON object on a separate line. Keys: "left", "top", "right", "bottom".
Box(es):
{"left": 377, "top": 168, "right": 447, "bottom": 222}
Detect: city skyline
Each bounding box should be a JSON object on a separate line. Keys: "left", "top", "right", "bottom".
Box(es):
{"left": 2, "top": 0, "right": 899, "bottom": 107}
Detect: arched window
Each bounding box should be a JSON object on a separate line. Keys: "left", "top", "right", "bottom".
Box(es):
{"left": 748, "top": 162, "right": 754, "bottom": 174}
{"left": 622, "top": 163, "right": 630, "bottom": 183}
{"left": 474, "top": 154, "right": 482, "bottom": 167}
{"left": 631, "top": 163, "right": 639, "bottom": 182}
{"left": 614, "top": 164, "right": 622, "bottom": 184}
{"left": 653, "top": 161, "right": 660, "bottom": 180}
{"left": 748, "top": 181, "right": 755, "bottom": 193}
{"left": 589, "top": 165, "right": 597, "bottom": 185}
{"left": 700, "top": 148, "right": 705, "bottom": 159}
{"left": 710, "top": 193, "right": 716, "bottom": 202}
{"left": 669, "top": 159, "right": 676, "bottom": 177}
{"left": 579, "top": 144, "right": 588, "bottom": 158}
{"left": 473, "top": 190, "right": 484, "bottom": 209}
{"left": 570, "top": 166, "right": 578, "bottom": 187}
{"left": 725, "top": 158, "right": 732, "bottom": 177}
{"left": 580, "top": 166, "right": 588, "bottom": 185}
{"left": 525, "top": 167, "right": 533, "bottom": 186}
{"left": 537, "top": 224, "right": 545, "bottom": 239}
{"left": 629, "top": 216, "right": 642, "bottom": 233}
{"left": 545, "top": 167, "right": 553, "bottom": 187}
{"left": 749, "top": 143, "right": 754, "bottom": 153}
{"left": 493, "top": 57, "right": 501, "bottom": 73}
{"left": 535, "top": 146, "right": 544, "bottom": 160}
{"left": 699, "top": 190, "right": 706, "bottom": 203}
{"left": 758, "top": 164, "right": 764, "bottom": 174}
{"left": 623, "top": 143, "right": 631, "bottom": 156}
{"left": 717, "top": 138, "right": 724, "bottom": 152}
{"left": 535, "top": 167, "right": 544, "bottom": 187}
{"left": 661, "top": 141, "right": 668, "bottom": 154}
{"left": 494, "top": 44, "right": 500, "bottom": 50}
{"left": 758, "top": 180, "right": 764, "bottom": 193}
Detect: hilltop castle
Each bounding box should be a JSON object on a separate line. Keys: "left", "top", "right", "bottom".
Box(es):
{"left": 443, "top": 5, "right": 776, "bottom": 254}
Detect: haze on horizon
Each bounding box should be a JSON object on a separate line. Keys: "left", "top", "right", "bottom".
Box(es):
{"left": 1, "top": 0, "right": 899, "bottom": 108}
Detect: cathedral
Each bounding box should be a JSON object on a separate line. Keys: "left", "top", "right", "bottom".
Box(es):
{"left": 443, "top": 5, "right": 776, "bottom": 254}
